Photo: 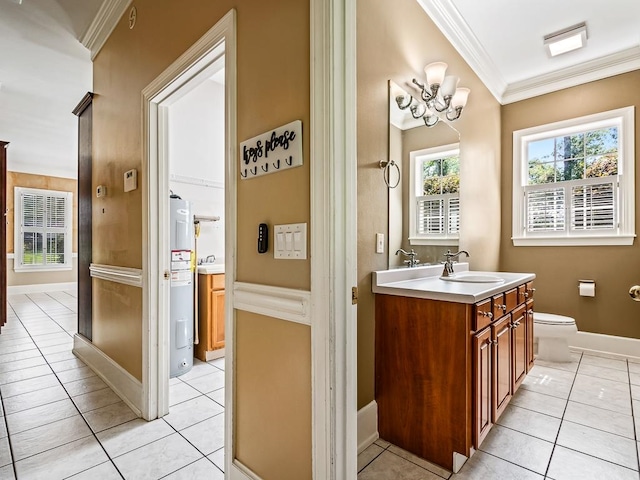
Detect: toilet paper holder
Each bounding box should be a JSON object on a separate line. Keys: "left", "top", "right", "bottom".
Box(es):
{"left": 578, "top": 279, "right": 595, "bottom": 297}
{"left": 629, "top": 285, "right": 640, "bottom": 301}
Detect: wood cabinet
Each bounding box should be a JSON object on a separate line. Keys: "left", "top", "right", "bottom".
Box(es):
{"left": 376, "top": 280, "right": 535, "bottom": 472}
{"left": 195, "top": 273, "right": 225, "bottom": 361}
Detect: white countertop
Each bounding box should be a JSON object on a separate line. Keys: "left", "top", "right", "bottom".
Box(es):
{"left": 372, "top": 263, "right": 535, "bottom": 304}
{"left": 197, "top": 264, "right": 225, "bottom": 274}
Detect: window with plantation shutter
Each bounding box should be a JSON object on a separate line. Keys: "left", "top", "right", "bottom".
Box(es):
{"left": 14, "top": 187, "right": 73, "bottom": 271}
{"left": 513, "top": 107, "right": 634, "bottom": 246}
{"left": 409, "top": 144, "right": 460, "bottom": 245}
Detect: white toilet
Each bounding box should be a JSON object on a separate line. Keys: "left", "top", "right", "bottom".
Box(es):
{"left": 533, "top": 312, "right": 578, "bottom": 363}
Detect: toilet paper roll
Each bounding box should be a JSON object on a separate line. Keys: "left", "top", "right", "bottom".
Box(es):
{"left": 579, "top": 282, "right": 595, "bottom": 297}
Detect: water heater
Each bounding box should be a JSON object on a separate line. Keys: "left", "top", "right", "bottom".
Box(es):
{"left": 169, "top": 196, "right": 194, "bottom": 377}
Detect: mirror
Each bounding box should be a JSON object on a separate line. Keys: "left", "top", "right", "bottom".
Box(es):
{"left": 388, "top": 80, "right": 461, "bottom": 268}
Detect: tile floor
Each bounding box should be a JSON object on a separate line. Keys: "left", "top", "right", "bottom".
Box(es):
{"left": 3, "top": 291, "right": 639, "bottom": 479}
{"left": 358, "top": 351, "right": 640, "bottom": 479}
{"left": 0, "top": 292, "right": 225, "bottom": 479}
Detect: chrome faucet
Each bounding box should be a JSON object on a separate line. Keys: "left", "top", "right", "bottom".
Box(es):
{"left": 441, "top": 249, "right": 469, "bottom": 277}
{"left": 395, "top": 248, "right": 420, "bottom": 268}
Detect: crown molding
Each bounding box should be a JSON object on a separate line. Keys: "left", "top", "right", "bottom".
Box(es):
{"left": 501, "top": 46, "right": 640, "bottom": 104}
{"left": 415, "top": 0, "right": 507, "bottom": 103}
{"left": 80, "top": 0, "right": 132, "bottom": 60}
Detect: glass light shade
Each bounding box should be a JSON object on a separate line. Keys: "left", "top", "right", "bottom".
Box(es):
{"left": 410, "top": 102, "right": 427, "bottom": 118}
{"left": 395, "top": 94, "right": 413, "bottom": 109}
{"left": 424, "top": 62, "right": 448, "bottom": 88}
{"left": 451, "top": 87, "right": 470, "bottom": 108}
{"left": 440, "top": 75, "right": 459, "bottom": 97}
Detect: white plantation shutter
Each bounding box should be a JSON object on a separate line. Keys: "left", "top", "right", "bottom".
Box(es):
{"left": 448, "top": 197, "right": 460, "bottom": 234}
{"left": 15, "top": 188, "right": 72, "bottom": 269}
{"left": 418, "top": 198, "right": 444, "bottom": 234}
{"left": 417, "top": 193, "right": 459, "bottom": 236}
{"left": 571, "top": 180, "right": 615, "bottom": 231}
{"left": 525, "top": 187, "right": 565, "bottom": 232}
{"left": 524, "top": 178, "right": 617, "bottom": 235}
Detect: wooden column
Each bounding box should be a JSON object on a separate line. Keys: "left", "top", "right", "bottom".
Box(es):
{"left": 73, "top": 93, "right": 93, "bottom": 340}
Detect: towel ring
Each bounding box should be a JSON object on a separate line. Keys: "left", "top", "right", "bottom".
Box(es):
{"left": 379, "top": 159, "right": 400, "bottom": 189}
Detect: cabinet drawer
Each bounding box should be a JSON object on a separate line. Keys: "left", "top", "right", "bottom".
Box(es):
{"left": 518, "top": 282, "right": 535, "bottom": 303}
{"left": 492, "top": 293, "right": 506, "bottom": 319}
{"left": 211, "top": 274, "right": 225, "bottom": 290}
{"left": 504, "top": 288, "right": 518, "bottom": 313}
{"left": 474, "top": 298, "right": 493, "bottom": 331}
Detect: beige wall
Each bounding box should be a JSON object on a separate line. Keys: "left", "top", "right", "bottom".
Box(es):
{"left": 92, "top": 0, "right": 311, "bottom": 476}
{"left": 501, "top": 71, "right": 640, "bottom": 339}
{"left": 356, "top": 0, "right": 501, "bottom": 409}
{"left": 5, "top": 172, "right": 77, "bottom": 287}
{"left": 235, "top": 312, "right": 312, "bottom": 479}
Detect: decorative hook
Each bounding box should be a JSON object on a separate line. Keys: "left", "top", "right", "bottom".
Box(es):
{"left": 273, "top": 159, "right": 281, "bottom": 170}
{"left": 250, "top": 167, "right": 257, "bottom": 176}
{"left": 240, "top": 169, "right": 247, "bottom": 178}
{"left": 262, "top": 164, "right": 269, "bottom": 173}
{"left": 285, "top": 156, "right": 293, "bottom": 166}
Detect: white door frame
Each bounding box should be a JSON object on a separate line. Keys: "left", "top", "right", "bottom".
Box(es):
{"left": 310, "top": 0, "right": 358, "bottom": 478}
{"left": 141, "top": 10, "right": 236, "bottom": 423}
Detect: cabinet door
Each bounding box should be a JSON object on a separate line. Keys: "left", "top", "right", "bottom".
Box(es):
{"left": 210, "top": 289, "right": 225, "bottom": 350}
{"left": 511, "top": 305, "right": 527, "bottom": 391}
{"left": 473, "top": 327, "right": 493, "bottom": 448}
{"left": 526, "top": 299, "right": 535, "bottom": 371}
{"left": 492, "top": 315, "right": 512, "bottom": 420}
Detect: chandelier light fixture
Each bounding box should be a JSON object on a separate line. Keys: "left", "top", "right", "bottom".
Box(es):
{"left": 395, "top": 62, "right": 470, "bottom": 128}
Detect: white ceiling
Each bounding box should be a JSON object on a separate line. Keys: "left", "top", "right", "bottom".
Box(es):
{"left": 417, "top": 0, "right": 640, "bottom": 104}
{"left": 0, "top": 0, "right": 102, "bottom": 178}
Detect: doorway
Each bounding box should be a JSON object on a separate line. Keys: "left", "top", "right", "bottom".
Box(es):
{"left": 142, "top": 10, "right": 236, "bottom": 475}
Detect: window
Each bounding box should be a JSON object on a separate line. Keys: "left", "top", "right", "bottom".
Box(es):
{"left": 409, "top": 144, "right": 460, "bottom": 245}
{"left": 513, "top": 107, "right": 635, "bottom": 246}
{"left": 14, "top": 187, "right": 73, "bottom": 271}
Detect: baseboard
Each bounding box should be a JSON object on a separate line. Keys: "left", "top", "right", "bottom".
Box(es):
{"left": 357, "top": 400, "right": 379, "bottom": 454}
{"left": 570, "top": 331, "right": 640, "bottom": 361}
{"left": 8, "top": 282, "right": 77, "bottom": 295}
{"left": 230, "top": 461, "right": 262, "bottom": 480}
{"left": 73, "top": 334, "right": 143, "bottom": 416}
{"left": 205, "top": 348, "right": 225, "bottom": 361}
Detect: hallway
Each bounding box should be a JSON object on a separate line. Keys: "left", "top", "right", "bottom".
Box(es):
{"left": 0, "top": 291, "right": 225, "bottom": 479}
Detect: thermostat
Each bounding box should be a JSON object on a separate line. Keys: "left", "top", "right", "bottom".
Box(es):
{"left": 124, "top": 169, "right": 137, "bottom": 192}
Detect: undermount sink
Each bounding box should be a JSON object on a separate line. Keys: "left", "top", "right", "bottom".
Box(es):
{"left": 440, "top": 273, "right": 505, "bottom": 283}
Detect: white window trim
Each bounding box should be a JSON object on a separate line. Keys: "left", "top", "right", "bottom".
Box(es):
{"left": 409, "top": 143, "right": 460, "bottom": 246}
{"left": 512, "top": 106, "right": 635, "bottom": 246}
{"left": 13, "top": 187, "right": 73, "bottom": 272}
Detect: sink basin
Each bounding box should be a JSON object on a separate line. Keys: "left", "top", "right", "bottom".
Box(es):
{"left": 440, "top": 273, "right": 505, "bottom": 283}
{"left": 197, "top": 264, "right": 225, "bottom": 274}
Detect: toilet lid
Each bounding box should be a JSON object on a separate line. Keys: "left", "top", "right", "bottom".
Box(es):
{"left": 534, "top": 312, "right": 576, "bottom": 326}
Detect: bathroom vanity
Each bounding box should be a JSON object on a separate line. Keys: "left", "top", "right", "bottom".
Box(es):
{"left": 195, "top": 268, "right": 225, "bottom": 361}
{"left": 373, "top": 264, "right": 535, "bottom": 472}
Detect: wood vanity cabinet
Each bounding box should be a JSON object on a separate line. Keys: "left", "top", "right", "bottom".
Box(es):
{"left": 376, "top": 280, "right": 535, "bottom": 472}
{"left": 472, "top": 283, "right": 535, "bottom": 449}
{"left": 195, "top": 273, "right": 225, "bottom": 361}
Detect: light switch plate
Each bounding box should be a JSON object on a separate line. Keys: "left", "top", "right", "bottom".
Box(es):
{"left": 274, "top": 223, "right": 307, "bottom": 259}
{"left": 124, "top": 169, "right": 137, "bottom": 192}
{"left": 376, "top": 233, "right": 384, "bottom": 253}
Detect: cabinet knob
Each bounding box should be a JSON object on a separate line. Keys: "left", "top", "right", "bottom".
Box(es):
{"left": 480, "top": 311, "right": 493, "bottom": 319}
{"left": 492, "top": 340, "right": 498, "bottom": 345}
{"left": 496, "top": 304, "right": 506, "bottom": 312}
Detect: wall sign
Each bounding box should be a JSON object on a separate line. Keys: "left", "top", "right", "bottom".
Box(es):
{"left": 240, "top": 120, "right": 302, "bottom": 179}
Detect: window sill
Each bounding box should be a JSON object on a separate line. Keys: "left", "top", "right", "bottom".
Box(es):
{"left": 512, "top": 235, "right": 636, "bottom": 247}
{"left": 13, "top": 266, "right": 73, "bottom": 273}
{"left": 409, "top": 237, "right": 459, "bottom": 246}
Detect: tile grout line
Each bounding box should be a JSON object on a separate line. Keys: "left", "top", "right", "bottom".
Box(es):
{"left": 627, "top": 359, "right": 640, "bottom": 473}
{"left": 6, "top": 295, "right": 126, "bottom": 479}
{"left": 1, "top": 302, "right": 19, "bottom": 480}
{"left": 542, "top": 350, "right": 582, "bottom": 479}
